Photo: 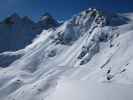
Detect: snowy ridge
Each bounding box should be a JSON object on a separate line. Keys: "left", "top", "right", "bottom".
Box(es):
{"left": 0, "top": 13, "right": 60, "bottom": 67}
{"left": 0, "top": 8, "right": 133, "bottom": 100}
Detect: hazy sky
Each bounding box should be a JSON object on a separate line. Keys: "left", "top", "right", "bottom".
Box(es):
{"left": 0, "top": 0, "right": 133, "bottom": 21}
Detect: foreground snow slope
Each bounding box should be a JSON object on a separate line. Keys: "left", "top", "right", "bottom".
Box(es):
{"left": 46, "top": 80, "right": 133, "bottom": 100}
{"left": 0, "top": 8, "right": 133, "bottom": 100}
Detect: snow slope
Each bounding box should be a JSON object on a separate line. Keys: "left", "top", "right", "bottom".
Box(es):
{"left": 0, "top": 8, "right": 133, "bottom": 100}
{"left": 46, "top": 80, "right": 133, "bottom": 100}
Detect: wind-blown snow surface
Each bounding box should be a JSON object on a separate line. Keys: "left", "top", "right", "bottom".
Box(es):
{"left": 46, "top": 80, "right": 133, "bottom": 100}
{"left": 0, "top": 9, "right": 133, "bottom": 100}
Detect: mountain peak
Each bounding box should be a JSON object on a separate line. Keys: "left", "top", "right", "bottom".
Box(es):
{"left": 79, "top": 8, "right": 130, "bottom": 26}
{"left": 22, "top": 16, "right": 35, "bottom": 24}
{"left": 9, "top": 12, "right": 21, "bottom": 21}
{"left": 40, "top": 12, "right": 53, "bottom": 21}
{"left": 10, "top": 12, "right": 20, "bottom": 18}
{"left": 37, "top": 12, "right": 60, "bottom": 29}
{"left": 42, "top": 12, "right": 52, "bottom": 17}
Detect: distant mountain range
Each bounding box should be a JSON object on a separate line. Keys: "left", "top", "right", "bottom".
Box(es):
{"left": 0, "top": 13, "right": 60, "bottom": 53}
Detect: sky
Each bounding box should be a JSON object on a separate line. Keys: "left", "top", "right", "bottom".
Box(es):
{"left": 0, "top": 0, "right": 133, "bottom": 21}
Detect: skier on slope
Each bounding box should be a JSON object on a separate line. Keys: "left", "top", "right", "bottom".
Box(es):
{"left": 106, "top": 67, "right": 127, "bottom": 81}
{"left": 106, "top": 67, "right": 114, "bottom": 81}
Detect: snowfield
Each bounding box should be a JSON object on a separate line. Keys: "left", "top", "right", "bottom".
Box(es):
{"left": 46, "top": 80, "right": 133, "bottom": 100}
{"left": 0, "top": 8, "right": 133, "bottom": 100}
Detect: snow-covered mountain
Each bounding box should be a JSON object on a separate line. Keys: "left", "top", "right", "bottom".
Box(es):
{"left": 0, "top": 13, "right": 60, "bottom": 67}
{"left": 0, "top": 13, "right": 59, "bottom": 53}
{"left": 0, "top": 8, "right": 133, "bottom": 100}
